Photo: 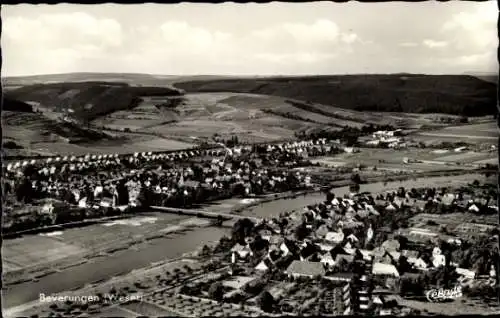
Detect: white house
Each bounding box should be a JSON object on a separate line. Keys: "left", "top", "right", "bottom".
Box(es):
{"left": 279, "top": 242, "right": 293, "bottom": 256}
{"left": 468, "top": 204, "right": 480, "bottom": 213}
{"left": 432, "top": 254, "right": 446, "bottom": 268}
{"left": 321, "top": 253, "right": 335, "bottom": 267}
{"left": 344, "top": 147, "right": 359, "bottom": 153}
{"left": 255, "top": 260, "right": 270, "bottom": 271}
{"left": 372, "top": 263, "right": 400, "bottom": 277}
{"left": 408, "top": 257, "right": 428, "bottom": 270}
{"left": 347, "top": 234, "right": 359, "bottom": 243}
{"left": 231, "top": 243, "right": 253, "bottom": 259}
{"left": 385, "top": 203, "right": 397, "bottom": 211}
{"left": 456, "top": 268, "right": 476, "bottom": 279}
{"left": 325, "top": 231, "right": 345, "bottom": 244}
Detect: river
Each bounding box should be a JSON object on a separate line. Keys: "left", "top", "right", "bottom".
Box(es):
{"left": 241, "top": 173, "right": 485, "bottom": 218}
{"left": 3, "top": 227, "right": 228, "bottom": 309}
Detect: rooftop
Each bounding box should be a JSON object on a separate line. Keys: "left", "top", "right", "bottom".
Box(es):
{"left": 286, "top": 260, "right": 325, "bottom": 277}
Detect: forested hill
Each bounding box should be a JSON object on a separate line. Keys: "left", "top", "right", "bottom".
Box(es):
{"left": 4, "top": 82, "right": 183, "bottom": 122}
{"left": 175, "top": 74, "right": 497, "bottom": 117}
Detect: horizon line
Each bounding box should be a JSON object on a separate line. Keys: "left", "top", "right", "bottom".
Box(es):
{"left": 3, "top": 71, "right": 497, "bottom": 79}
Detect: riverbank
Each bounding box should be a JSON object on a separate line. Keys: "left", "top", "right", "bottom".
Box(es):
{"left": 2, "top": 214, "right": 212, "bottom": 285}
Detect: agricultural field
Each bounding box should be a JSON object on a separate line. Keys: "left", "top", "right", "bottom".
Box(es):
{"left": 412, "top": 122, "right": 498, "bottom": 144}
{"left": 326, "top": 148, "right": 449, "bottom": 166}
{"left": 92, "top": 97, "right": 180, "bottom": 131}
{"left": 434, "top": 151, "right": 495, "bottom": 164}
{"left": 128, "top": 92, "right": 399, "bottom": 142}
{"left": 2, "top": 213, "right": 190, "bottom": 275}
{"left": 410, "top": 212, "right": 498, "bottom": 228}
{"left": 2, "top": 109, "right": 195, "bottom": 157}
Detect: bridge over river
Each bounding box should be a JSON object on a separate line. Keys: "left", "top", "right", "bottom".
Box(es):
{"left": 150, "top": 206, "right": 263, "bottom": 224}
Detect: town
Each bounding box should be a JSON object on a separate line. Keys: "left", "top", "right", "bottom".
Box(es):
{"left": 3, "top": 135, "right": 498, "bottom": 317}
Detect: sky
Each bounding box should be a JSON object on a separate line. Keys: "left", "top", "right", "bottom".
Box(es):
{"left": 2, "top": 1, "right": 498, "bottom": 76}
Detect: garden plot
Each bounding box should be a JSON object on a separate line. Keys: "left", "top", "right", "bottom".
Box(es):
{"left": 2, "top": 235, "right": 88, "bottom": 272}
{"left": 97, "top": 306, "right": 138, "bottom": 318}
{"left": 120, "top": 300, "right": 180, "bottom": 316}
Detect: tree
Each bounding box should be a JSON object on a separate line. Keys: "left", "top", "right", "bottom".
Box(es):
{"left": 208, "top": 282, "right": 224, "bottom": 301}
{"left": 258, "top": 291, "right": 275, "bottom": 313}
{"left": 231, "top": 218, "right": 255, "bottom": 244}
{"left": 349, "top": 183, "right": 360, "bottom": 193}
{"left": 295, "top": 222, "right": 310, "bottom": 241}
{"left": 351, "top": 173, "right": 362, "bottom": 185}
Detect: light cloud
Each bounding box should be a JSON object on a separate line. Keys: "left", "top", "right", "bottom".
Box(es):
{"left": 3, "top": 12, "right": 123, "bottom": 49}
{"left": 1, "top": 2, "right": 497, "bottom": 76}
{"left": 399, "top": 42, "right": 419, "bottom": 47}
{"left": 423, "top": 39, "right": 448, "bottom": 49}
{"left": 441, "top": 4, "right": 497, "bottom": 54}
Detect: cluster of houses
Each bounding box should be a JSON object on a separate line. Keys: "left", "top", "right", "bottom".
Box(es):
{"left": 3, "top": 139, "right": 335, "bottom": 176}
{"left": 3, "top": 139, "right": 342, "bottom": 232}
{"left": 365, "top": 129, "right": 407, "bottom": 149}
{"left": 221, "top": 183, "right": 497, "bottom": 315}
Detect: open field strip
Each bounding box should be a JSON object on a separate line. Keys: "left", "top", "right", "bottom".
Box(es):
{"left": 416, "top": 132, "right": 497, "bottom": 140}
{"left": 474, "top": 158, "right": 498, "bottom": 165}
{"left": 2, "top": 213, "right": 196, "bottom": 283}
{"left": 435, "top": 152, "right": 495, "bottom": 163}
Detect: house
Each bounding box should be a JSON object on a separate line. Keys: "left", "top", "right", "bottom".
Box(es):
{"left": 280, "top": 240, "right": 298, "bottom": 256}
{"left": 432, "top": 254, "right": 446, "bottom": 268}
{"left": 372, "top": 263, "right": 400, "bottom": 277}
{"left": 321, "top": 253, "right": 335, "bottom": 267}
{"left": 344, "top": 241, "right": 354, "bottom": 250}
{"left": 231, "top": 243, "right": 253, "bottom": 259}
{"left": 381, "top": 239, "right": 400, "bottom": 252}
{"left": 442, "top": 193, "right": 456, "bottom": 206}
{"left": 356, "top": 210, "right": 370, "bottom": 219}
{"left": 453, "top": 222, "right": 496, "bottom": 235}
{"left": 325, "top": 231, "right": 345, "bottom": 244}
{"left": 468, "top": 204, "right": 480, "bottom": 213}
{"left": 407, "top": 257, "right": 429, "bottom": 270}
{"left": 343, "top": 220, "right": 364, "bottom": 229}
{"left": 259, "top": 230, "right": 273, "bottom": 242}
{"left": 456, "top": 268, "right": 476, "bottom": 279}
{"left": 325, "top": 273, "right": 354, "bottom": 282}
{"left": 299, "top": 242, "right": 318, "bottom": 260}
{"left": 380, "top": 309, "right": 393, "bottom": 316}
{"left": 347, "top": 234, "right": 359, "bottom": 244}
{"left": 401, "top": 250, "right": 419, "bottom": 259}
{"left": 335, "top": 254, "right": 355, "bottom": 267}
{"left": 285, "top": 260, "right": 325, "bottom": 278}
{"left": 385, "top": 203, "right": 397, "bottom": 211}
{"left": 255, "top": 258, "right": 273, "bottom": 271}
{"left": 358, "top": 249, "right": 373, "bottom": 261}
{"left": 393, "top": 198, "right": 403, "bottom": 209}
{"left": 344, "top": 147, "right": 358, "bottom": 153}
{"left": 317, "top": 243, "right": 334, "bottom": 252}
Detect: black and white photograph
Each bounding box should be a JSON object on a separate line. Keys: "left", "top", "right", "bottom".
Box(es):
{"left": 1, "top": 1, "right": 499, "bottom": 317}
